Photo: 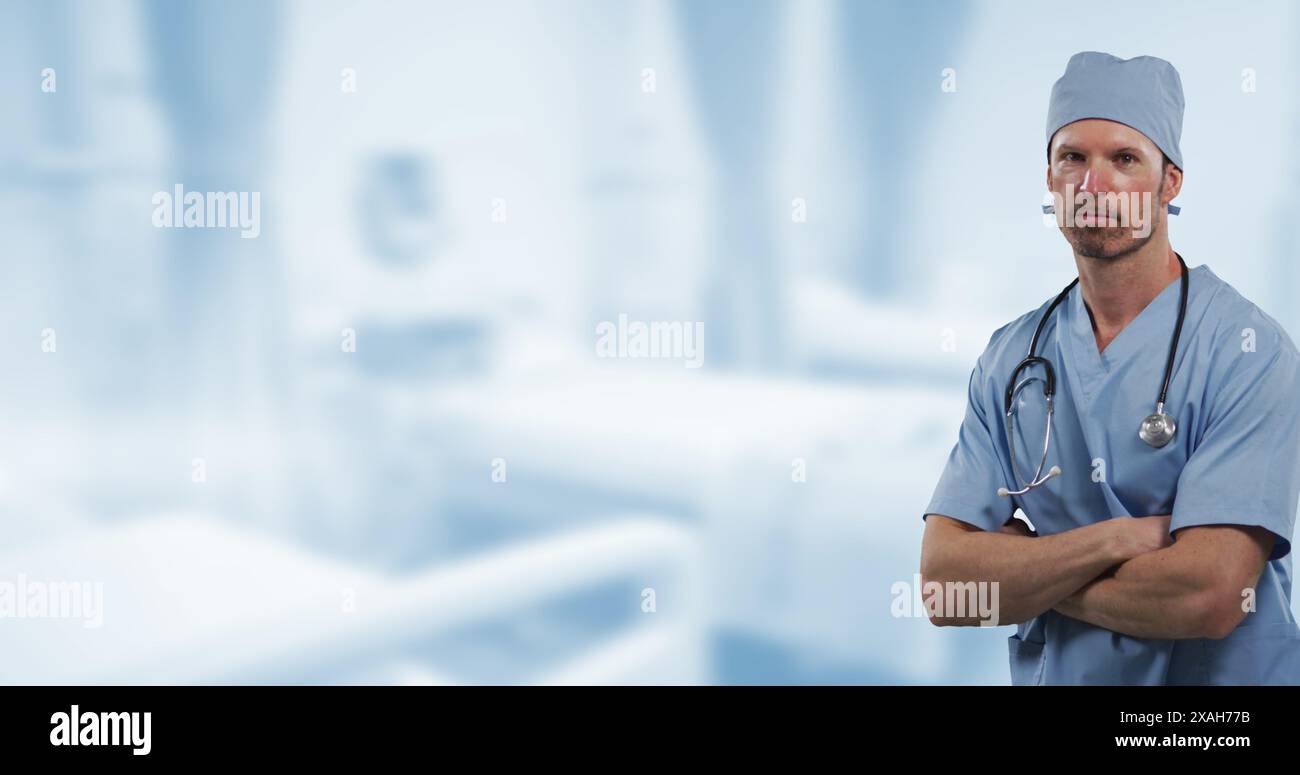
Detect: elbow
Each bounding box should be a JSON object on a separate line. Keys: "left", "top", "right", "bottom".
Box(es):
{"left": 918, "top": 570, "right": 944, "bottom": 626}
{"left": 918, "top": 553, "right": 946, "bottom": 626}
{"left": 1190, "top": 588, "right": 1249, "bottom": 640}
{"left": 918, "top": 571, "right": 957, "bottom": 627}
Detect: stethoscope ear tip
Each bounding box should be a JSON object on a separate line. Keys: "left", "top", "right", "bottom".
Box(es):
{"left": 996, "top": 487, "right": 1009, "bottom": 497}
{"left": 1047, "top": 465, "right": 1062, "bottom": 476}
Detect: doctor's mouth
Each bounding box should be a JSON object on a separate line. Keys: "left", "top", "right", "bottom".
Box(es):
{"left": 1041, "top": 185, "right": 1155, "bottom": 238}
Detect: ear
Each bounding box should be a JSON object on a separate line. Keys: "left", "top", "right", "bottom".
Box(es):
{"left": 1162, "top": 162, "right": 1183, "bottom": 205}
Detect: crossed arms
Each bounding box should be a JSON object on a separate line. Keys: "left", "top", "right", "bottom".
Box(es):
{"left": 919, "top": 512, "right": 1273, "bottom": 639}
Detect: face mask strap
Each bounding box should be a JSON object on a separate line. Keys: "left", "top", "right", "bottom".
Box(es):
{"left": 1042, "top": 202, "right": 1181, "bottom": 214}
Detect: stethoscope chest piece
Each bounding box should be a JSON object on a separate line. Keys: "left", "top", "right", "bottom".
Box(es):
{"left": 1139, "top": 405, "right": 1177, "bottom": 448}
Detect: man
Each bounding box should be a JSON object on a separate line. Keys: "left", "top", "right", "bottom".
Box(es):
{"left": 920, "top": 51, "right": 1300, "bottom": 684}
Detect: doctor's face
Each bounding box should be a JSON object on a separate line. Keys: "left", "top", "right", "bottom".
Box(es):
{"left": 1046, "top": 119, "right": 1178, "bottom": 260}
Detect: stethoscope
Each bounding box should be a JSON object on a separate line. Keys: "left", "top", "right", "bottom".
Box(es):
{"left": 996, "top": 254, "right": 1189, "bottom": 497}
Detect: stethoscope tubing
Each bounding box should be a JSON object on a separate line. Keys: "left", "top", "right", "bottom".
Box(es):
{"left": 1000, "top": 254, "right": 1189, "bottom": 496}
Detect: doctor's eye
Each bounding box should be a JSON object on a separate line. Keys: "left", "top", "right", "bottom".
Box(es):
{"left": 1115, "top": 152, "right": 1138, "bottom": 166}
{"left": 1061, "top": 152, "right": 1084, "bottom": 163}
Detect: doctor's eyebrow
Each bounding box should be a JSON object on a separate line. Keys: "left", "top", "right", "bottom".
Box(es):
{"left": 1053, "top": 144, "right": 1150, "bottom": 160}
{"left": 1111, "top": 147, "right": 1149, "bottom": 160}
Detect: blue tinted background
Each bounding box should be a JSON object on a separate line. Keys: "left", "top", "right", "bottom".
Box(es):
{"left": 1, "top": 0, "right": 1297, "bottom": 684}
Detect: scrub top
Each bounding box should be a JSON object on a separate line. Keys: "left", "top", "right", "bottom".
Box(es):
{"left": 924, "top": 262, "right": 1300, "bottom": 685}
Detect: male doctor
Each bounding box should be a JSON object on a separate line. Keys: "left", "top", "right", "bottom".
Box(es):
{"left": 920, "top": 51, "right": 1300, "bottom": 684}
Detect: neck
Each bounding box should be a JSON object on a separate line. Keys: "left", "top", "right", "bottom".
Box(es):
{"left": 1075, "top": 239, "right": 1181, "bottom": 351}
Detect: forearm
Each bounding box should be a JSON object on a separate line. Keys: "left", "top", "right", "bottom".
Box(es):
{"left": 1053, "top": 547, "right": 1221, "bottom": 639}
{"left": 921, "top": 520, "right": 1123, "bottom": 627}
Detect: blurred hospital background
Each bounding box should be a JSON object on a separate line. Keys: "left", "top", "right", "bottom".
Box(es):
{"left": 0, "top": 0, "right": 1297, "bottom": 684}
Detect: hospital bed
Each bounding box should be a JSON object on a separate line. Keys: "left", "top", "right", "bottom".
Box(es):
{"left": 0, "top": 513, "right": 705, "bottom": 684}
{"left": 382, "top": 367, "right": 1003, "bottom": 683}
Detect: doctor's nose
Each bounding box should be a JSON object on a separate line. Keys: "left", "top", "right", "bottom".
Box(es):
{"left": 1077, "top": 165, "right": 1114, "bottom": 195}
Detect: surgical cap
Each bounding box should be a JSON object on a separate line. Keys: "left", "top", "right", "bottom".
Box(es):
{"left": 1045, "top": 51, "right": 1185, "bottom": 213}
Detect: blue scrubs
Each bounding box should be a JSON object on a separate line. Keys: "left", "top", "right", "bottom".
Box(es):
{"left": 925, "top": 263, "right": 1300, "bottom": 684}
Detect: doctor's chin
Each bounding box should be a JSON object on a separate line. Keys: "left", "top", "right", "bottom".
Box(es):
{"left": 7, "top": 0, "right": 1300, "bottom": 742}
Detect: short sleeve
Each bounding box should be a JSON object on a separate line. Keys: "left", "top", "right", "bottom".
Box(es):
{"left": 1171, "top": 344, "right": 1300, "bottom": 561}
{"left": 923, "top": 357, "right": 1016, "bottom": 532}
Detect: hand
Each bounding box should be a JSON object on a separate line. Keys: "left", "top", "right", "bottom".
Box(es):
{"left": 1105, "top": 515, "right": 1174, "bottom": 562}
{"left": 998, "top": 517, "right": 1036, "bottom": 537}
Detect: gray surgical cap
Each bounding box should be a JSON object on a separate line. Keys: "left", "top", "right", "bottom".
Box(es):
{"left": 1046, "top": 51, "right": 1184, "bottom": 214}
